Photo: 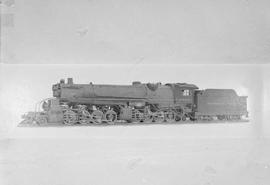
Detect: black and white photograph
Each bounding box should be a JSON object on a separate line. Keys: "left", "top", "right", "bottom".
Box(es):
{"left": 1, "top": 1, "right": 270, "bottom": 185}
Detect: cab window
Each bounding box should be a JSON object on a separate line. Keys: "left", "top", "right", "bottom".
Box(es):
{"left": 182, "top": 89, "right": 190, "bottom": 96}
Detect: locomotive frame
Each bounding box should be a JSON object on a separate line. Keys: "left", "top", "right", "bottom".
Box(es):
{"left": 20, "top": 78, "right": 248, "bottom": 125}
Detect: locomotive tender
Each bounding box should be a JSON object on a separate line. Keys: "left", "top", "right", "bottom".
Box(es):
{"left": 21, "top": 78, "right": 248, "bottom": 125}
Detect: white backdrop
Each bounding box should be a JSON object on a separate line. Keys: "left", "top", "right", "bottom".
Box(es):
{"left": 1, "top": 1, "right": 270, "bottom": 184}
{"left": 1, "top": 0, "right": 270, "bottom": 64}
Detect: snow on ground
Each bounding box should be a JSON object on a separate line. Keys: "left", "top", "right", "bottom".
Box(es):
{"left": 1, "top": 123, "right": 270, "bottom": 185}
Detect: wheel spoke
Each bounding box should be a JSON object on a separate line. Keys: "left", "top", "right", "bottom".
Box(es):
{"left": 153, "top": 111, "right": 165, "bottom": 123}
{"left": 92, "top": 110, "right": 104, "bottom": 124}
{"left": 165, "top": 111, "right": 175, "bottom": 122}
{"left": 105, "top": 110, "right": 117, "bottom": 124}
{"left": 63, "top": 109, "right": 77, "bottom": 125}
{"left": 78, "top": 109, "right": 92, "bottom": 124}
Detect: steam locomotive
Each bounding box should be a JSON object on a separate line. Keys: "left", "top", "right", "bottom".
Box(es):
{"left": 21, "top": 78, "right": 248, "bottom": 125}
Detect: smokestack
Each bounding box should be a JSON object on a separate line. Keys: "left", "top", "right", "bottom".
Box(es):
{"left": 67, "top": 78, "right": 73, "bottom": 84}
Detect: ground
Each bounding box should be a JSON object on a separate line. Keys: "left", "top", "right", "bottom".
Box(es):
{"left": 0, "top": 122, "right": 269, "bottom": 185}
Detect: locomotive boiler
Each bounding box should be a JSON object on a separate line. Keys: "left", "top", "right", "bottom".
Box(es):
{"left": 21, "top": 78, "right": 248, "bottom": 125}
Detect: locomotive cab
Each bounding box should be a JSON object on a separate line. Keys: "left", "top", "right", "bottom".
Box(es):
{"left": 166, "top": 83, "right": 198, "bottom": 112}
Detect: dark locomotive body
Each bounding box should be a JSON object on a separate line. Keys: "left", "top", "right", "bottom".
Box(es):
{"left": 21, "top": 78, "right": 248, "bottom": 125}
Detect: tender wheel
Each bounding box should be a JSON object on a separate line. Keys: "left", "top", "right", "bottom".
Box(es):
{"left": 165, "top": 111, "right": 175, "bottom": 122}
{"left": 235, "top": 115, "right": 241, "bottom": 120}
{"left": 63, "top": 109, "right": 77, "bottom": 125}
{"left": 105, "top": 110, "right": 117, "bottom": 124}
{"left": 153, "top": 111, "right": 165, "bottom": 123}
{"left": 92, "top": 110, "right": 103, "bottom": 124}
{"left": 78, "top": 110, "right": 92, "bottom": 124}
